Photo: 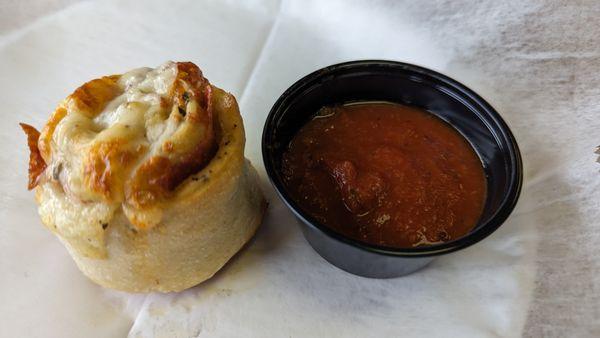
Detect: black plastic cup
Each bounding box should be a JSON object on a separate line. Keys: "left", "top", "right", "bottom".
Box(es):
{"left": 262, "top": 60, "right": 523, "bottom": 278}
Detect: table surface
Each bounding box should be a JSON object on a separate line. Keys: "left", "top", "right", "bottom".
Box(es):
{"left": 1, "top": 1, "right": 599, "bottom": 337}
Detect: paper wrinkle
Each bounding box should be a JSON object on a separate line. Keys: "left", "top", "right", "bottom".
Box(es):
{"left": 2, "top": 0, "right": 599, "bottom": 337}
{"left": 238, "top": 1, "right": 283, "bottom": 107}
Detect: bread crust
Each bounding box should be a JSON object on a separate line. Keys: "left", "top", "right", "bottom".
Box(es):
{"left": 36, "top": 86, "right": 266, "bottom": 292}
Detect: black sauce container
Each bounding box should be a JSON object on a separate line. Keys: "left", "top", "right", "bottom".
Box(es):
{"left": 262, "top": 60, "right": 523, "bottom": 278}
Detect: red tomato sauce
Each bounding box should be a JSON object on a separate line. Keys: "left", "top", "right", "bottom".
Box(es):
{"left": 281, "top": 102, "right": 486, "bottom": 248}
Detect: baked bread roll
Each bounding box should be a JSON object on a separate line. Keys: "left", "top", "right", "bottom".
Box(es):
{"left": 20, "top": 61, "right": 266, "bottom": 292}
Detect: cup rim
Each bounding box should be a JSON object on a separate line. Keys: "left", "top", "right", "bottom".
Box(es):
{"left": 262, "top": 60, "right": 523, "bottom": 257}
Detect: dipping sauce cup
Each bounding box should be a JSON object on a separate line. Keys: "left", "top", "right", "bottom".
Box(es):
{"left": 262, "top": 60, "right": 523, "bottom": 278}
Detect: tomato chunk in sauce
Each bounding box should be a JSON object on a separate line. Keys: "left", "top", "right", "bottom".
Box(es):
{"left": 281, "top": 102, "right": 486, "bottom": 248}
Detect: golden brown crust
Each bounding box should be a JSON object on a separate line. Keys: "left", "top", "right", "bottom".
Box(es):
{"left": 125, "top": 156, "right": 172, "bottom": 208}
{"left": 66, "top": 75, "right": 121, "bottom": 118}
{"left": 38, "top": 107, "right": 67, "bottom": 163}
{"left": 34, "top": 85, "right": 266, "bottom": 292}
{"left": 84, "top": 139, "right": 146, "bottom": 202}
{"left": 20, "top": 123, "right": 46, "bottom": 190}
{"left": 123, "top": 63, "right": 218, "bottom": 224}
{"left": 172, "top": 62, "right": 211, "bottom": 111}
{"left": 24, "top": 62, "right": 267, "bottom": 292}
{"left": 25, "top": 62, "right": 225, "bottom": 230}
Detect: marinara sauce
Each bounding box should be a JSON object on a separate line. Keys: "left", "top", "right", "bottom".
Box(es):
{"left": 281, "top": 103, "right": 486, "bottom": 248}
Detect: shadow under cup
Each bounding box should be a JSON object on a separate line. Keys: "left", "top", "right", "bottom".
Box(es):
{"left": 262, "top": 60, "right": 523, "bottom": 278}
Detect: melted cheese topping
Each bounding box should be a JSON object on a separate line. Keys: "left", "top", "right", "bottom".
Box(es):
{"left": 36, "top": 62, "right": 217, "bottom": 243}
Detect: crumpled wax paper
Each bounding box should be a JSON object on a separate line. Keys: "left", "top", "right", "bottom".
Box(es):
{"left": 1, "top": 0, "right": 598, "bottom": 337}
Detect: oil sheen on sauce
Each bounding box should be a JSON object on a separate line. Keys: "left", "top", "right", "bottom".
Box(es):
{"left": 281, "top": 102, "right": 487, "bottom": 248}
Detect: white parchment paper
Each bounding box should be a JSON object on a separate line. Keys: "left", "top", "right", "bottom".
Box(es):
{"left": 0, "top": 1, "right": 598, "bottom": 337}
